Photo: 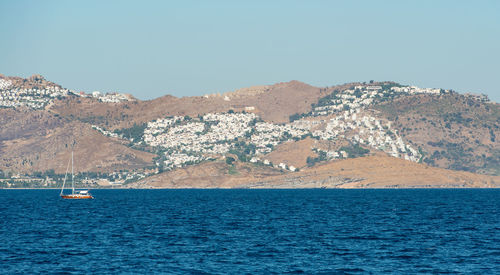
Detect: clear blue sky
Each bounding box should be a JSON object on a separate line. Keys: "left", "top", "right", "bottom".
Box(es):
{"left": 1, "top": 0, "right": 499, "bottom": 102}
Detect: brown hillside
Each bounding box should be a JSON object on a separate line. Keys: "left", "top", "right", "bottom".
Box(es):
{"left": 2, "top": 74, "right": 498, "bottom": 185}
{"left": 0, "top": 110, "right": 155, "bottom": 173}
{"left": 49, "top": 80, "right": 354, "bottom": 129}
{"left": 373, "top": 93, "right": 500, "bottom": 175}
{"left": 264, "top": 137, "right": 318, "bottom": 168}
{"left": 0, "top": 108, "right": 64, "bottom": 141}
{"left": 132, "top": 160, "right": 284, "bottom": 188}
{"left": 308, "top": 155, "right": 499, "bottom": 188}
{"left": 0, "top": 74, "right": 63, "bottom": 90}
{"left": 133, "top": 155, "right": 499, "bottom": 189}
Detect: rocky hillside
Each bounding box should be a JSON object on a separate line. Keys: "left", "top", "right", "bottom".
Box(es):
{"left": 0, "top": 74, "right": 498, "bottom": 188}
{"left": 48, "top": 80, "right": 350, "bottom": 130}
{"left": 0, "top": 108, "right": 155, "bottom": 174}
{"left": 132, "top": 155, "right": 498, "bottom": 189}
{"left": 373, "top": 93, "right": 499, "bottom": 175}
{"left": 0, "top": 74, "right": 63, "bottom": 90}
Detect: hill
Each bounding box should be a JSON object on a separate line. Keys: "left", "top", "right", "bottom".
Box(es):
{"left": 373, "top": 93, "right": 499, "bottom": 175}
{"left": 48, "top": 80, "right": 347, "bottom": 130}
{"left": 0, "top": 74, "right": 498, "bottom": 188}
{"left": 0, "top": 108, "right": 155, "bottom": 174}
{"left": 132, "top": 155, "right": 499, "bottom": 188}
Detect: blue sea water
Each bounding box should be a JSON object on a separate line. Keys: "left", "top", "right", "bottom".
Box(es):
{"left": 1, "top": 189, "right": 499, "bottom": 274}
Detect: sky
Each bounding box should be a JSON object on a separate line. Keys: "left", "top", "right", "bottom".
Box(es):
{"left": 0, "top": 0, "right": 499, "bottom": 102}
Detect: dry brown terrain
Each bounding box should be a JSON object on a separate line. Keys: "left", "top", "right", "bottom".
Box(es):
{"left": 48, "top": 81, "right": 356, "bottom": 129}
{"left": 1, "top": 74, "right": 498, "bottom": 188}
{"left": 0, "top": 108, "right": 63, "bottom": 141}
{"left": 0, "top": 74, "right": 62, "bottom": 90}
{"left": 0, "top": 93, "right": 156, "bottom": 173}
{"left": 131, "top": 161, "right": 284, "bottom": 188}
{"left": 134, "top": 155, "right": 499, "bottom": 189}
{"left": 308, "top": 155, "right": 498, "bottom": 188}
{"left": 264, "top": 138, "right": 318, "bottom": 168}
{"left": 373, "top": 93, "right": 500, "bottom": 175}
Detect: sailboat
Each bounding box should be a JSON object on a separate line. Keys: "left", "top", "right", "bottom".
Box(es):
{"left": 60, "top": 151, "right": 94, "bottom": 199}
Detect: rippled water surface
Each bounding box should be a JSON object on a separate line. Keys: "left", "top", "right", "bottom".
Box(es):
{"left": 1, "top": 189, "right": 499, "bottom": 274}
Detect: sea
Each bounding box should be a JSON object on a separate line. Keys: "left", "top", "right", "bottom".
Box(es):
{"left": 1, "top": 189, "right": 499, "bottom": 274}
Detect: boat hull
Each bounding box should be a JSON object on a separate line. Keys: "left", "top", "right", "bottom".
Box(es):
{"left": 60, "top": 194, "right": 94, "bottom": 199}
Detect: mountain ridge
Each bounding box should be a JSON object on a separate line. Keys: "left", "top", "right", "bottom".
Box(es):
{"left": 0, "top": 74, "right": 498, "bottom": 188}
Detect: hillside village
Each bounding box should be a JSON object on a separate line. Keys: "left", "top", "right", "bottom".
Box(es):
{"left": 85, "top": 91, "right": 134, "bottom": 103}
{"left": 142, "top": 85, "right": 446, "bottom": 169}
{"left": 0, "top": 75, "right": 497, "bottom": 188}
{"left": 139, "top": 112, "right": 312, "bottom": 171}
{"left": 87, "top": 84, "right": 451, "bottom": 173}
{"left": 310, "top": 85, "right": 450, "bottom": 117}
{"left": 0, "top": 78, "right": 70, "bottom": 109}
{"left": 0, "top": 77, "right": 133, "bottom": 109}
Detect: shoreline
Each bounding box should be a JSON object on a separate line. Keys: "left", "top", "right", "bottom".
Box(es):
{"left": 2, "top": 187, "right": 500, "bottom": 190}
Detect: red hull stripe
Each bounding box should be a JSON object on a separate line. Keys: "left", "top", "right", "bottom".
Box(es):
{"left": 60, "top": 195, "right": 94, "bottom": 199}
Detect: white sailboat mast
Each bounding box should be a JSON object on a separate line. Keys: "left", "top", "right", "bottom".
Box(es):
{"left": 71, "top": 151, "right": 75, "bottom": 194}
{"left": 60, "top": 156, "right": 71, "bottom": 196}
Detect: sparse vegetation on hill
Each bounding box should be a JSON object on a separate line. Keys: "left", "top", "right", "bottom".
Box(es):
{"left": 373, "top": 93, "right": 499, "bottom": 175}
{"left": 113, "top": 123, "right": 147, "bottom": 142}
{"left": 0, "top": 74, "right": 498, "bottom": 187}
{"left": 340, "top": 144, "right": 370, "bottom": 158}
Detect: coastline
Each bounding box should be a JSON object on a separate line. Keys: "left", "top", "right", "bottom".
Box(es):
{"left": 2, "top": 186, "right": 500, "bottom": 190}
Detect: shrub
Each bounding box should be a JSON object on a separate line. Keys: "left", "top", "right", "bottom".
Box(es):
{"left": 340, "top": 144, "right": 370, "bottom": 158}
{"left": 225, "top": 156, "right": 235, "bottom": 165}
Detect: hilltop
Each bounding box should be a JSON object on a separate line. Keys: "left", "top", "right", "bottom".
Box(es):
{"left": 0, "top": 74, "right": 498, "bottom": 188}
{"left": 374, "top": 93, "right": 498, "bottom": 175}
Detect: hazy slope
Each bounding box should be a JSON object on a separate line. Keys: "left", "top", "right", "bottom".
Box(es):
{"left": 373, "top": 93, "right": 500, "bottom": 175}
{"left": 0, "top": 109, "right": 155, "bottom": 173}
{"left": 133, "top": 155, "right": 499, "bottom": 188}
{"left": 1, "top": 73, "right": 498, "bottom": 187}
{"left": 48, "top": 80, "right": 352, "bottom": 129}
